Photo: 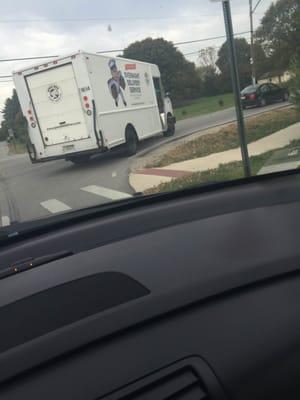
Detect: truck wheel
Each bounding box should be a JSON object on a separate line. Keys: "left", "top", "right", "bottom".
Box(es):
{"left": 164, "top": 114, "right": 176, "bottom": 137}
{"left": 69, "top": 155, "right": 91, "bottom": 165}
{"left": 259, "top": 98, "right": 267, "bottom": 107}
{"left": 124, "top": 127, "right": 138, "bottom": 156}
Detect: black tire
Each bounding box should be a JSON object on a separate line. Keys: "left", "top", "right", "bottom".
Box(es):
{"left": 259, "top": 98, "right": 267, "bottom": 107}
{"left": 242, "top": 104, "right": 247, "bottom": 110}
{"left": 164, "top": 114, "right": 176, "bottom": 137}
{"left": 69, "top": 155, "right": 91, "bottom": 165}
{"left": 124, "top": 126, "right": 138, "bottom": 156}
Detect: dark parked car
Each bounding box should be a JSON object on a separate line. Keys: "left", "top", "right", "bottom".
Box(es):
{"left": 241, "top": 83, "right": 289, "bottom": 109}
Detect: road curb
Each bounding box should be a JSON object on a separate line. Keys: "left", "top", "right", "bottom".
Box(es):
{"left": 136, "top": 103, "right": 293, "bottom": 159}
{"left": 129, "top": 103, "right": 294, "bottom": 193}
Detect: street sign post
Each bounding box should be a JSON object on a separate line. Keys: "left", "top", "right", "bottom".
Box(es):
{"left": 210, "top": 0, "right": 251, "bottom": 177}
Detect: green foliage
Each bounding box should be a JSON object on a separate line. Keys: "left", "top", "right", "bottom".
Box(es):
{"left": 148, "top": 108, "right": 300, "bottom": 168}
{"left": 216, "top": 38, "right": 268, "bottom": 90}
{"left": 0, "top": 89, "right": 28, "bottom": 143}
{"left": 289, "top": 56, "right": 300, "bottom": 108}
{"left": 216, "top": 38, "right": 252, "bottom": 90}
{"left": 145, "top": 151, "right": 276, "bottom": 195}
{"left": 196, "top": 65, "right": 220, "bottom": 96}
{"left": 255, "top": 0, "right": 300, "bottom": 71}
{"left": 122, "top": 38, "right": 202, "bottom": 104}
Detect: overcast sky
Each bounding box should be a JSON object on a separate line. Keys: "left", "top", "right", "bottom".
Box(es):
{"left": 0, "top": 0, "right": 274, "bottom": 117}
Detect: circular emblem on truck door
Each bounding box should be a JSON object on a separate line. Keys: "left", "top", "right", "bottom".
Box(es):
{"left": 47, "top": 84, "right": 62, "bottom": 102}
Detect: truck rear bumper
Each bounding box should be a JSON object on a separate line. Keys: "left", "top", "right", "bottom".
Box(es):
{"left": 29, "top": 147, "right": 107, "bottom": 164}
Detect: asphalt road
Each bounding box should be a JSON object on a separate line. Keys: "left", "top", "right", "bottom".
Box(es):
{"left": 0, "top": 102, "right": 291, "bottom": 225}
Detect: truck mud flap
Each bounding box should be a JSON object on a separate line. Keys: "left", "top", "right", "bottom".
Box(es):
{"left": 92, "top": 100, "right": 105, "bottom": 150}
{"left": 26, "top": 141, "right": 38, "bottom": 164}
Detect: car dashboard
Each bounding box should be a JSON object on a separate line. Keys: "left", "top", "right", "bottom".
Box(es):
{"left": 0, "top": 172, "right": 300, "bottom": 399}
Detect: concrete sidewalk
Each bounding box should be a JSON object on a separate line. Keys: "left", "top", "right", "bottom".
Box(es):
{"left": 130, "top": 122, "right": 300, "bottom": 192}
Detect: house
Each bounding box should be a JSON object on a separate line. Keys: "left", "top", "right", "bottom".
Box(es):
{"left": 258, "top": 70, "right": 291, "bottom": 85}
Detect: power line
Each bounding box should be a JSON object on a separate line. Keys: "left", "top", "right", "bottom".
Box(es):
{"left": 0, "top": 55, "right": 59, "bottom": 63}
{"left": 96, "top": 49, "right": 123, "bottom": 54}
{"left": 174, "top": 31, "right": 250, "bottom": 46}
{"left": 0, "top": 14, "right": 240, "bottom": 24}
{"left": 253, "top": 0, "right": 263, "bottom": 14}
{"left": 0, "top": 30, "right": 252, "bottom": 77}
{"left": 0, "top": 31, "right": 251, "bottom": 63}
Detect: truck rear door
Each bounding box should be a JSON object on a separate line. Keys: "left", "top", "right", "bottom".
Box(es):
{"left": 26, "top": 63, "right": 90, "bottom": 145}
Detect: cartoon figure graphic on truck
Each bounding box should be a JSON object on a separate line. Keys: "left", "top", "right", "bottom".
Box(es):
{"left": 107, "top": 59, "right": 127, "bottom": 107}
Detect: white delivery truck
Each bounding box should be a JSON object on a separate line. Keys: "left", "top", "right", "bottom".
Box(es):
{"left": 13, "top": 51, "right": 176, "bottom": 164}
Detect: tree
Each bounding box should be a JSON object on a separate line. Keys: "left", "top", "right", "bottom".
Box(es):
{"left": 216, "top": 38, "right": 252, "bottom": 90}
{"left": 253, "top": 42, "right": 269, "bottom": 78}
{"left": 198, "top": 47, "right": 218, "bottom": 70}
{"left": 122, "top": 38, "right": 202, "bottom": 104}
{"left": 196, "top": 66, "right": 220, "bottom": 96}
{"left": 0, "top": 89, "right": 27, "bottom": 142}
{"left": 255, "top": 0, "right": 300, "bottom": 71}
{"left": 289, "top": 56, "right": 300, "bottom": 109}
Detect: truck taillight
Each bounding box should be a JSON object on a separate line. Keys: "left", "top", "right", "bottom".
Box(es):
{"left": 27, "top": 110, "right": 32, "bottom": 115}
{"left": 83, "top": 96, "right": 88, "bottom": 101}
{"left": 249, "top": 93, "right": 256, "bottom": 100}
{"left": 85, "top": 103, "right": 90, "bottom": 109}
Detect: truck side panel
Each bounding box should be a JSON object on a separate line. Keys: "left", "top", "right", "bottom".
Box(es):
{"left": 86, "top": 55, "right": 163, "bottom": 148}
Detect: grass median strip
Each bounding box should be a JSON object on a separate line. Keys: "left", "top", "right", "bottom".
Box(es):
{"left": 149, "top": 107, "right": 300, "bottom": 168}
{"left": 144, "top": 150, "right": 282, "bottom": 195}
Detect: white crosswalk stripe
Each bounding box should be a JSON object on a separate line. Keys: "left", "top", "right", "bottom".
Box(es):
{"left": 41, "top": 199, "right": 72, "bottom": 214}
{"left": 81, "top": 185, "right": 132, "bottom": 201}
{"left": 1, "top": 216, "right": 10, "bottom": 227}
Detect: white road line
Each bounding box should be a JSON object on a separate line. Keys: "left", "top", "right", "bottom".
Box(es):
{"left": 41, "top": 199, "right": 72, "bottom": 214}
{"left": 81, "top": 185, "right": 132, "bottom": 201}
{"left": 1, "top": 216, "right": 10, "bottom": 227}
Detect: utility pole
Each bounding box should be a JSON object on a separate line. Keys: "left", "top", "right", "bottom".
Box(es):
{"left": 249, "top": 0, "right": 256, "bottom": 85}
{"left": 211, "top": 0, "right": 251, "bottom": 177}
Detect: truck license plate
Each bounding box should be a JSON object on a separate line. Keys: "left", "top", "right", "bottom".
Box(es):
{"left": 63, "top": 145, "right": 75, "bottom": 153}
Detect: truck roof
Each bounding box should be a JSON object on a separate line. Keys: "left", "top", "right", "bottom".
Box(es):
{"left": 12, "top": 50, "right": 159, "bottom": 75}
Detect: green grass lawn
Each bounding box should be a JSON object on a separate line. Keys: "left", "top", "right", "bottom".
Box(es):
{"left": 145, "top": 107, "right": 300, "bottom": 195}
{"left": 148, "top": 107, "right": 300, "bottom": 168}
{"left": 174, "top": 93, "right": 235, "bottom": 121}
{"left": 145, "top": 149, "right": 290, "bottom": 196}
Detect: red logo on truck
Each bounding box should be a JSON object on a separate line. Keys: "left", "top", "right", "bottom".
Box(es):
{"left": 125, "top": 64, "right": 136, "bottom": 70}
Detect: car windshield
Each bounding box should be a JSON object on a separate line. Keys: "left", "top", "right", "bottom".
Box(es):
{"left": 241, "top": 85, "right": 259, "bottom": 94}
{"left": 0, "top": 0, "right": 299, "bottom": 233}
